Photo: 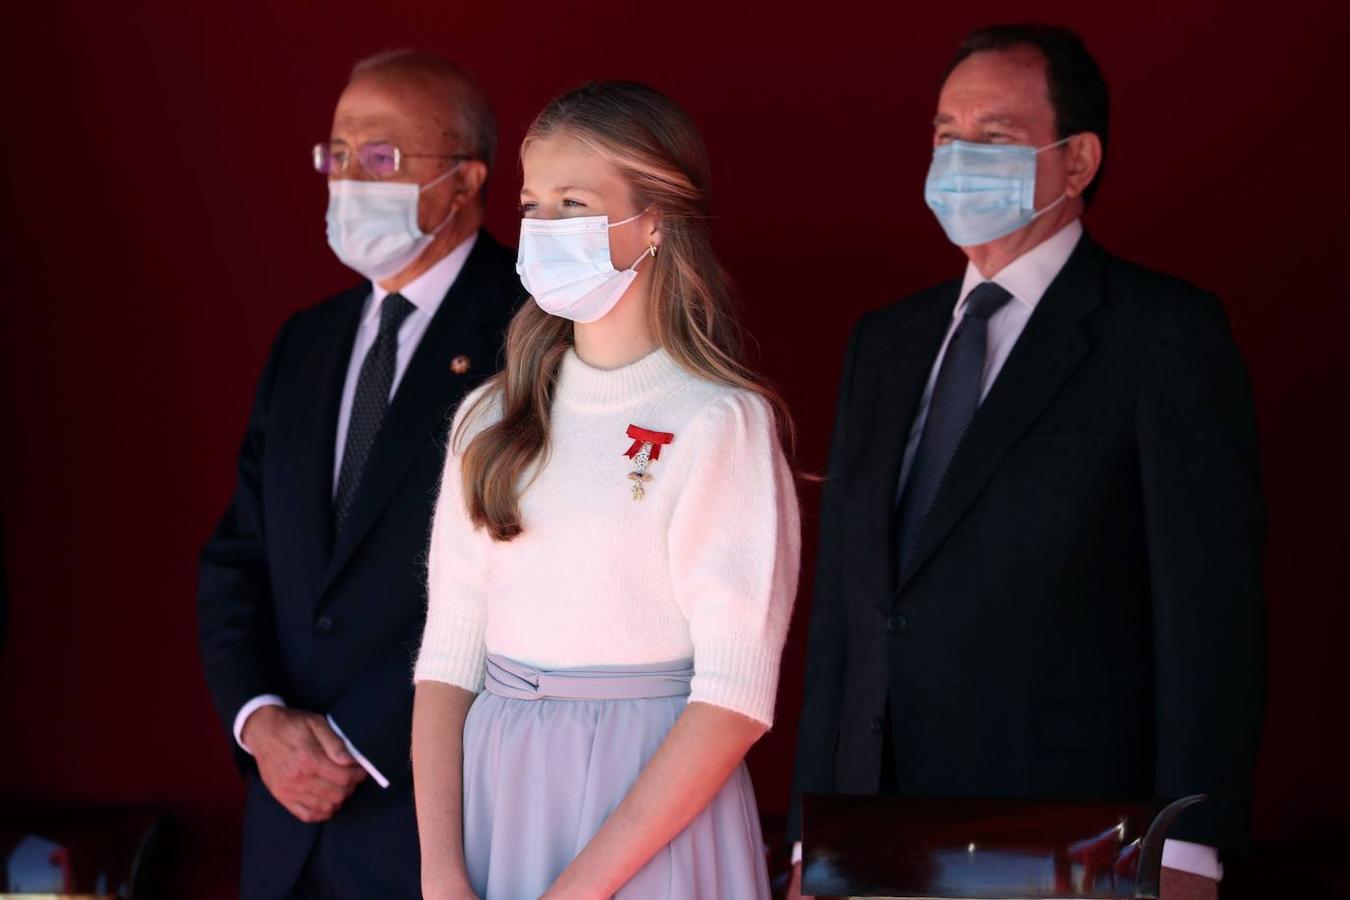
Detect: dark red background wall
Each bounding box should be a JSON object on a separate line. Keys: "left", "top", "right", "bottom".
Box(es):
{"left": 3, "top": 1, "right": 1346, "bottom": 895}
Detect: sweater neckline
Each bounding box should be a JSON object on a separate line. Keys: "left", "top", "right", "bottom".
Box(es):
{"left": 556, "top": 346, "right": 689, "bottom": 411}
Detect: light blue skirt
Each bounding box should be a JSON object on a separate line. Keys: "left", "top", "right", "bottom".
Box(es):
{"left": 461, "top": 654, "right": 771, "bottom": 899}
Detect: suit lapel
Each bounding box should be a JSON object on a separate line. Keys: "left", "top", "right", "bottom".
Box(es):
{"left": 897, "top": 236, "right": 1107, "bottom": 593}
{"left": 852, "top": 289, "right": 956, "bottom": 604}
{"left": 320, "top": 233, "right": 506, "bottom": 593}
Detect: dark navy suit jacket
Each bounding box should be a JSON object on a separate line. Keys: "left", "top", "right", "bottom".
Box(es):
{"left": 789, "top": 235, "right": 1266, "bottom": 856}
{"left": 198, "top": 230, "right": 521, "bottom": 898}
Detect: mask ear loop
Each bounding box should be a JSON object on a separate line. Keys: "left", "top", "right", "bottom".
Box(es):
{"left": 625, "top": 242, "right": 658, "bottom": 272}
{"left": 608, "top": 207, "right": 657, "bottom": 271}
{"left": 419, "top": 161, "right": 465, "bottom": 236}
{"left": 1030, "top": 191, "right": 1068, "bottom": 219}
{"left": 608, "top": 206, "right": 652, "bottom": 228}
{"left": 1031, "top": 135, "right": 1075, "bottom": 217}
{"left": 1034, "top": 135, "right": 1075, "bottom": 154}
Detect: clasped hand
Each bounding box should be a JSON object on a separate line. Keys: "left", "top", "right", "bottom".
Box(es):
{"left": 242, "top": 706, "right": 367, "bottom": 823}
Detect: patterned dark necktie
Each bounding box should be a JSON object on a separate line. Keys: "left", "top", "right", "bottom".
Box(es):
{"left": 334, "top": 292, "right": 415, "bottom": 530}
{"left": 894, "top": 281, "right": 1013, "bottom": 571}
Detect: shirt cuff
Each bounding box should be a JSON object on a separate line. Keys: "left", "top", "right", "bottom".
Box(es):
{"left": 1162, "top": 838, "right": 1222, "bottom": 881}
{"left": 233, "top": 694, "right": 286, "bottom": 754}
{"left": 791, "top": 840, "right": 802, "bottom": 866}
{"left": 326, "top": 714, "right": 390, "bottom": 789}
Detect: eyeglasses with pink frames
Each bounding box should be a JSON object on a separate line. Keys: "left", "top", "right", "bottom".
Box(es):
{"left": 312, "top": 140, "right": 472, "bottom": 177}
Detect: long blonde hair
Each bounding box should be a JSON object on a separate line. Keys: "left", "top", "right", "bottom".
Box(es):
{"left": 459, "top": 81, "right": 791, "bottom": 541}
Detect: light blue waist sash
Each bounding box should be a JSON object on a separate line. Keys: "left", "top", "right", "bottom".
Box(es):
{"left": 484, "top": 654, "right": 694, "bottom": 701}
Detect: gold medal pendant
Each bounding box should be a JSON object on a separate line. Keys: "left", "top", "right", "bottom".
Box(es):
{"left": 628, "top": 444, "right": 654, "bottom": 500}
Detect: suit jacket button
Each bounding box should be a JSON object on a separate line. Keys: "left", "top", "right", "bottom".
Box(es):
{"left": 314, "top": 614, "right": 334, "bottom": 635}
{"left": 887, "top": 612, "right": 909, "bottom": 633}
{"left": 869, "top": 717, "right": 883, "bottom": 735}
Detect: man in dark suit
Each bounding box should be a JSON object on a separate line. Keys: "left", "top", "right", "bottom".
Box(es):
{"left": 788, "top": 25, "right": 1264, "bottom": 900}
{"left": 198, "top": 51, "right": 520, "bottom": 899}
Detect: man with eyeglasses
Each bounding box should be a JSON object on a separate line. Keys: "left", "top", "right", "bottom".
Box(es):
{"left": 198, "top": 50, "right": 521, "bottom": 899}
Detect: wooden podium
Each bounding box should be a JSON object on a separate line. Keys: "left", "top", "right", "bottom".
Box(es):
{"left": 800, "top": 794, "right": 1205, "bottom": 899}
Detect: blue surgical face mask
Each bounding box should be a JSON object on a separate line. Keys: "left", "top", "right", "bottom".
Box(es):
{"left": 325, "top": 164, "right": 459, "bottom": 281}
{"left": 516, "top": 209, "right": 654, "bottom": 323}
{"left": 923, "top": 137, "right": 1071, "bottom": 246}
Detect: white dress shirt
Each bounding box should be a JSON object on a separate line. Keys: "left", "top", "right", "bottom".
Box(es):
{"left": 232, "top": 232, "right": 479, "bottom": 790}
{"left": 795, "top": 219, "right": 1222, "bottom": 882}
{"left": 332, "top": 232, "right": 478, "bottom": 491}
{"left": 896, "top": 218, "right": 1083, "bottom": 495}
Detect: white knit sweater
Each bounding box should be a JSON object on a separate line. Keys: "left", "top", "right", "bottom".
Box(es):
{"left": 413, "top": 346, "right": 800, "bottom": 727}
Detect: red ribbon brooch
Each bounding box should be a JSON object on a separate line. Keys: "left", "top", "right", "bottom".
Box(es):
{"left": 622, "top": 424, "right": 675, "bottom": 500}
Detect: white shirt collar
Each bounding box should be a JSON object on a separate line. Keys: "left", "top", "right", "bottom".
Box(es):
{"left": 365, "top": 231, "right": 479, "bottom": 326}
{"left": 954, "top": 219, "right": 1084, "bottom": 318}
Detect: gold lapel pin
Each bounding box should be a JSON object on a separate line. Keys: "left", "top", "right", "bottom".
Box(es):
{"left": 450, "top": 355, "right": 471, "bottom": 375}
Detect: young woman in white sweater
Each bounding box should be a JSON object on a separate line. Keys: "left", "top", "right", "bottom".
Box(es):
{"left": 411, "top": 82, "right": 800, "bottom": 900}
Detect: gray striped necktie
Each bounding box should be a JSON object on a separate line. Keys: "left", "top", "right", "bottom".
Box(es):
{"left": 334, "top": 292, "right": 414, "bottom": 530}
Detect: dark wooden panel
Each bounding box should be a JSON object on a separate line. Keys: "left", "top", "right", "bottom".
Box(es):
{"left": 801, "top": 794, "right": 1203, "bottom": 899}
